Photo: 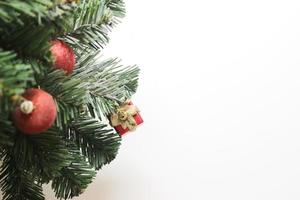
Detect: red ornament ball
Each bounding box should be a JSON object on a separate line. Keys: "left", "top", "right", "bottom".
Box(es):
{"left": 13, "top": 88, "right": 57, "bottom": 135}
{"left": 50, "top": 39, "right": 75, "bottom": 74}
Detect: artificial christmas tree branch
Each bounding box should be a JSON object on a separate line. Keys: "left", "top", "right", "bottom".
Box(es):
{"left": 88, "top": 95, "right": 117, "bottom": 118}
{"left": 0, "top": 0, "right": 54, "bottom": 24}
{"left": 0, "top": 153, "right": 45, "bottom": 200}
{"left": 55, "top": 101, "right": 81, "bottom": 128}
{"left": 106, "top": 0, "right": 125, "bottom": 18}
{"left": 0, "top": 119, "right": 15, "bottom": 147}
{"left": 13, "top": 132, "right": 69, "bottom": 183}
{"left": 52, "top": 142, "right": 96, "bottom": 199}
{"left": 0, "top": 0, "right": 143, "bottom": 199}
{"left": 70, "top": 117, "right": 121, "bottom": 170}
{"left": 63, "top": 25, "right": 111, "bottom": 53}
{"left": 75, "top": 55, "right": 140, "bottom": 101}
{"left": 40, "top": 70, "right": 88, "bottom": 105}
{"left": 0, "top": 50, "right": 34, "bottom": 96}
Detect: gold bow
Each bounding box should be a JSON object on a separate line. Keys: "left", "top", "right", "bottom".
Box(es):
{"left": 111, "top": 102, "right": 139, "bottom": 131}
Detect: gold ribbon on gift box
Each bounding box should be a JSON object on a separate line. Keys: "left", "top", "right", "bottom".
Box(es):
{"left": 110, "top": 101, "right": 139, "bottom": 131}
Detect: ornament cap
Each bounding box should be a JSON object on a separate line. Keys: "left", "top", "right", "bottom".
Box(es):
{"left": 20, "top": 100, "right": 34, "bottom": 114}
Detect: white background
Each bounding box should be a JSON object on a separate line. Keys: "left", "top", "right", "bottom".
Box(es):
{"left": 6, "top": 0, "right": 300, "bottom": 199}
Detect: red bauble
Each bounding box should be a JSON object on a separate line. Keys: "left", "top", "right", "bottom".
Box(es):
{"left": 13, "top": 89, "right": 57, "bottom": 135}
{"left": 50, "top": 39, "right": 75, "bottom": 74}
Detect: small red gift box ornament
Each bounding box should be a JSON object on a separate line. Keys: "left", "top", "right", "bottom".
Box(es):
{"left": 110, "top": 101, "right": 143, "bottom": 136}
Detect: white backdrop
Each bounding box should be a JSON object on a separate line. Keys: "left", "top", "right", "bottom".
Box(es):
{"left": 4, "top": 0, "right": 300, "bottom": 199}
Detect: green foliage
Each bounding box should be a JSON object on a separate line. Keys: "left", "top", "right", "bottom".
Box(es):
{"left": 106, "top": 0, "right": 126, "bottom": 19}
{"left": 88, "top": 95, "right": 117, "bottom": 119}
{"left": 39, "top": 69, "right": 88, "bottom": 105}
{"left": 1, "top": 24, "right": 53, "bottom": 59}
{"left": 52, "top": 142, "right": 96, "bottom": 199}
{"left": 70, "top": 117, "right": 121, "bottom": 169}
{"left": 0, "top": 149, "right": 45, "bottom": 200}
{"left": 73, "top": 0, "right": 125, "bottom": 28}
{"left": 63, "top": 25, "right": 110, "bottom": 54}
{"left": 12, "top": 127, "right": 71, "bottom": 183}
{"left": 55, "top": 101, "right": 81, "bottom": 129}
{"left": 0, "top": 0, "right": 53, "bottom": 24}
{"left": 0, "top": 2, "right": 75, "bottom": 60}
{"left": 0, "top": 50, "right": 34, "bottom": 96}
{"left": 0, "top": 118, "right": 15, "bottom": 147}
{"left": 76, "top": 53, "right": 140, "bottom": 103}
{"left": 73, "top": 0, "right": 107, "bottom": 29}
{"left": 62, "top": 0, "right": 126, "bottom": 54}
{"left": 89, "top": 59, "right": 139, "bottom": 102}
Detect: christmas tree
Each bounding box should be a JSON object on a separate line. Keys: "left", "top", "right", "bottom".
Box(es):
{"left": 0, "top": 0, "right": 142, "bottom": 199}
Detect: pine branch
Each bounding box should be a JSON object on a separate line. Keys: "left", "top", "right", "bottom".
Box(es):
{"left": 55, "top": 101, "right": 82, "bottom": 130}
{"left": 75, "top": 54, "right": 140, "bottom": 102}
{"left": 1, "top": 23, "right": 54, "bottom": 60}
{"left": 106, "top": 0, "right": 125, "bottom": 19}
{"left": 0, "top": 50, "right": 34, "bottom": 96}
{"left": 73, "top": 0, "right": 106, "bottom": 29}
{"left": 61, "top": 0, "right": 126, "bottom": 53}
{"left": 0, "top": 118, "right": 15, "bottom": 147}
{"left": 0, "top": 148, "right": 45, "bottom": 200}
{"left": 87, "top": 94, "right": 117, "bottom": 119}
{"left": 0, "top": 3, "right": 75, "bottom": 60}
{"left": 12, "top": 127, "right": 71, "bottom": 183}
{"left": 70, "top": 116, "right": 121, "bottom": 169}
{"left": 62, "top": 24, "right": 110, "bottom": 54}
{"left": 0, "top": 0, "right": 76, "bottom": 26}
{"left": 0, "top": 96, "right": 12, "bottom": 120}
{"left": 73, "top": 0, "right": 125, "bottom": 29}
{"left": 39, "top": 69, "right": 88, "bottom": 105}
{"left": 0, "top": 0, "right": 53, "bottom": 24}
{"left": 52, "top": 142, "right": 96, "bottom": 200}
{"left": 0, "top": 0, "right": 125, "bottom": 60}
